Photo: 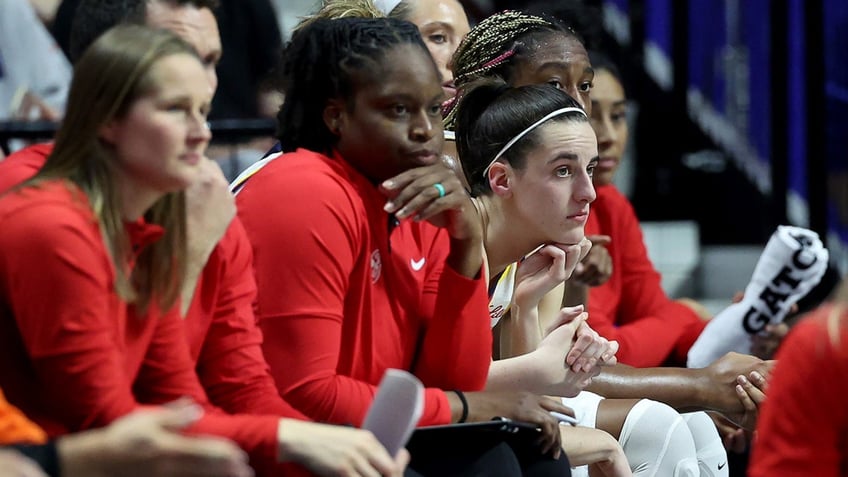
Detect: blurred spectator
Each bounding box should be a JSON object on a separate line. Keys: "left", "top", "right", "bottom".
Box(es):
{"left": 0, "top": 0, "right": 71, "bottom": 122}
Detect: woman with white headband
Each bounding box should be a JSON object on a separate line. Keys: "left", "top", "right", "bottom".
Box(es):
{"left": 453, "top": 78, "right": 638, "bottom": 477}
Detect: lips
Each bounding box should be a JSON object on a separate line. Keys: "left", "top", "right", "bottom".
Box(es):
{"left": 180, "top": 152, "right": 203, "bottom": 165}
{"left": 597, "top": 157, "right": 618, "bottom": 170}
{"left": 566, "top": 209, "right": 590, "bottom": 222}
{"left": 442, "top": 82, "right": 457, "bottom": 99}
{"left": 408, "top": 150, "right": 440, "bottom": 166}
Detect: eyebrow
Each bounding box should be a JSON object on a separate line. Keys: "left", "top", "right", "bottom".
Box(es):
{"left": 547, "top": 153, "right": 600, "bottom": 165}
{"left": 422, "top": 21, "right": 455, "bottom": 32}
{"left": 378, "top": 91, "right": 446, "bottom": 104}
{"left": 547, "top": 152, "right": 578, "bottom": 164}
{"left": 536, "top": 61, "right": 594, "bottom": 76}
{"left": 593, "top": 99, "right": 628, "bottom": 108}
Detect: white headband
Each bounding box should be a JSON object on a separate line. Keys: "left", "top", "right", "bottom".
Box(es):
{"left": 482, "top": 107, "right": 587, "bottom": 178}
{"left": 374, "top": 0, "right": 403, "bottom": 14}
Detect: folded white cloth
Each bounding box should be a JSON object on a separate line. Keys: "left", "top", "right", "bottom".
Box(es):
{"left": 687, "top": 225, "right": 829, "bottom": 368}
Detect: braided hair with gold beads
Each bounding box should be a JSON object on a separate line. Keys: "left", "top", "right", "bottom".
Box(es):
{"left": 443, "top": 10, "right": 581, "bottom": 128}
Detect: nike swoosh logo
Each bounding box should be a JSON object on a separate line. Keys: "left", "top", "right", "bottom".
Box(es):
{"left": 718, "top": 462, "right": 727, "bottom": 470}
{"left": 410, "top": 257, "right": 425, "bottom": 271}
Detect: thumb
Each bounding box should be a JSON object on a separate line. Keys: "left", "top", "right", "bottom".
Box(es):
{"left": 155, "top": 398, "right": 205, "bottom": 431}
{"left": 557, "top": 305, "right": 585, "bottom": 324}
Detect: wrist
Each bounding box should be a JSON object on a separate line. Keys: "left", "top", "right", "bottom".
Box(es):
{"left": 276, "top": 418, "right": 305, "bottom": 463}
{"left": 57, "top": 429, "right": 109, "bottom": 477}
{"left": 687, "top": 367, "right": 714, "bottom": 410}
{"left": 453, "top": 390, "right": 468, "bottom": 423}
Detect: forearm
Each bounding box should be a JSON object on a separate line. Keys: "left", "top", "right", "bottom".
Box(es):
{"left": 486, "top": 354, "right": 577, "bottom": 397}
{"left": 587, "top": 364, "right": 709, "bottom": 412}
{"left": 180, "top": 247, "right": 213, "bottom": 317}
{"left": 446, "top": 236, "right": 483, "bottom": 279}
{"left": 414, "top": 266, "right": 491, "bottom": 392}
{"left": 500, "top": 304, "right": 543, "bottom": 359}
{"left": 562, "top": 426, "right": 629, "bottom": 474}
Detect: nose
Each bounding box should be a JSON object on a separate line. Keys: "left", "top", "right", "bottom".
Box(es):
{"left": 207, "top": 68, "right": 219, "bottom": 94}
{"left": 575, "top": 168, "right": 596, "bottom": 204}
{"left": 410, "top": 110, "right": 437, "bottom": 143}
{"left": 592, "top": 115, "right": 616, "bottom": 148}
{"left": 189, "top": 114, "right": 212, "bottom": 144}
{"left": 567, "top": 86, "right": 589, "bottom": 112}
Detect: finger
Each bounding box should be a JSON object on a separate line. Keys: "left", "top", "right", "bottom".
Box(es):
{"left": 564, "top": 320, "right": 592, "bottom": 365}
{"left": 538, "top": 396, "right": 575, "bottom": 417}
{"left": 534, "top": 411, "right": 560, "bottom": 457}
{"left": 737, "top": 375, "right": 766, "bottom": 406}
{"left": 570, "top": 333, "right": 599, "bottom": 369}
{"left": 155, "top": 399, "right": 205, "bottom": 431}
{"left": 364, "top": 442, "right": 400, "bottom": 477}
{"left": 586, "top": 234, "right": 612, "bottom": 246}
{"left": 731, "top": 291, "right": 745, "bottom": 304}
{"left": 734, "top": 382, "right": 756, "bottom": 413}
{"left": 748, "top": 370, "right": 768, "bottom": 390}
{"left": 730, "top": 430, "right": 748, "bottom": 454}
{"left": 384, "top": 172, "right": 449, "bottom": 218}
{"left": 354, "top": 452, "right": 385, "bottom": 477}
{"left": 394, "top": 449, "right": 411, "bottom": 477}
{"left": 601, "top": 340, "right": 619, "bottom": 365}
{"left": 550, "top": 306, "right": 585, "bottom": 333}
{"left": 558, "top": 244, "right": 582, "bottom": 278}
{"left": 380, "top": 167, "right": 433, "bottom": 197}
{"left": 402, "top": 175, "right": 467, "bottom": 221}
{"left": 759, "top": 360, "right": 777, "bottom": 380}
{"left": 158, "top": 452, "right": 253, "bottom": 477}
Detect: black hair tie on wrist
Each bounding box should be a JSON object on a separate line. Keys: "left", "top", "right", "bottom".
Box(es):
{"left": 452, "top": 389, "right": 469, "bottom": 423}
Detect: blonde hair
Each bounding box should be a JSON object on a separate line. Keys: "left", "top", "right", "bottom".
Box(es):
{"left": 31, "top": 24, "right": 200, "bottom": 313}
{"left": 293, "top": 0, "right": 386, "bottom": 34}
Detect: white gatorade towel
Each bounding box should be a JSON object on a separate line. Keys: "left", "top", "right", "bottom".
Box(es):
{"left": 687, "top": 225, "right": 829, "bottom": 368}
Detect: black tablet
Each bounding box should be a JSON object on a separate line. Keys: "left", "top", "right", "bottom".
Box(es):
{"left": 406, "top": 417, "right": 540, "bottom": 451}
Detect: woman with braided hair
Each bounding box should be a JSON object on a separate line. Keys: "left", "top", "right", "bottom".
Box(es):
{"left": 445, "top": 9, "right": 593, "bottom": 127}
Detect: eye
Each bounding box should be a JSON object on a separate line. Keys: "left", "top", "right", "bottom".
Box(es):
{"left": 391, "top": 104, "right": 409, "bottom": 116}
{"left": 166, "top": 102, "right": 190, "bottom": 114}
{"left": 202, "top": 53, "right": 221, "bottom": 69}
{"left": 578, "top": 80, "right": 593, "bottom": 93}
{"left": 547, "top": 79, "right": 563, "bottom": 90}
{"left": 429, "top": 104, "right": 443, "bottom": 116}
{"left": 611, "top": 112, "right": 627, "bottom": 123}
{"left": 587, "top": 164, "right": 596, "bottom": 177}
{"left": 428, "top": 33, "right": 448, "bottom": 44}
{"left": 555, "top": 165, "right": 572, "bottom": 177}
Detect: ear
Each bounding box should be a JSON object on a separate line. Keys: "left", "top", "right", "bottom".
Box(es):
{"left": 98, "top": 119, "right": 120, "bottom": 144}
{"left": 323, "top": 99, "right": 345, "bottom": 136}
{"left": 488, "top": 162, "right": 513, "bottom": 198}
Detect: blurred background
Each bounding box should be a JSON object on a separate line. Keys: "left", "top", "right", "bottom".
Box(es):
{"left": 2, "top": 0, "right": 846, "bottom": 306}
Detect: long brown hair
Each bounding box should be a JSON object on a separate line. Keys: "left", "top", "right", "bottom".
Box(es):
{"left": 31, "top": 24, "right": 200, "bottom": 313}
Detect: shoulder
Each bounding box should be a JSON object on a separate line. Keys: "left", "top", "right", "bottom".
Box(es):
{"left": 237, "top": 149, "right": 362, "bottom": 215}
{"left": 0, "top": 143, "right": 52, "bottom": 192}
{"left": 0, "top": 181, "right": 102, "bottom": 253}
